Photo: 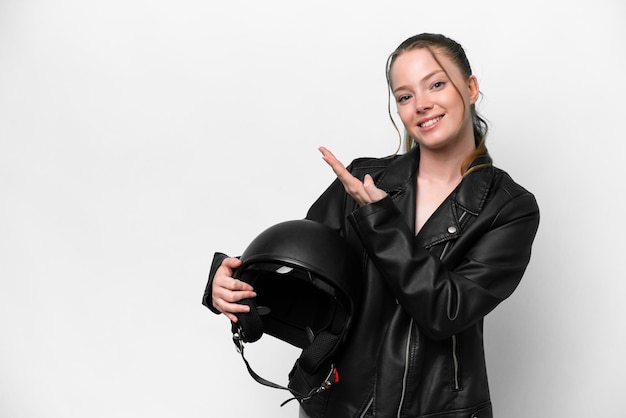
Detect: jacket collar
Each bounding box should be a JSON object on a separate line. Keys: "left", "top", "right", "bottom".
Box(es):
{"left": 375, "top": 147, "right": 495, "bottom": 245}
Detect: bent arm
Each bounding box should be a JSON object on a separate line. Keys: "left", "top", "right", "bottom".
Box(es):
{"left": 348, "top": 193, "right": 540, "bottom": 340}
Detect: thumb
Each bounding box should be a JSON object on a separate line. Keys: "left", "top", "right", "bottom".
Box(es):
{"left": 221, "top": 257, "right": 242, "bottom": 274}
{"left": 363, "top": 174, "right": 387, "bottom": 202}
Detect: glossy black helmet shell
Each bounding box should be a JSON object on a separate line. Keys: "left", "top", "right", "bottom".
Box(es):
{"left": 233, "top": 219, "right": 362, "bottom": 349}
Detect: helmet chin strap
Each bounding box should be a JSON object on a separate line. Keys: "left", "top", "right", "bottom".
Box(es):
{"left": 231, "top": 300, "right": 341, "bottom": 407}
{"left": 231, "top": 328, "right": 339, "bottom": 407}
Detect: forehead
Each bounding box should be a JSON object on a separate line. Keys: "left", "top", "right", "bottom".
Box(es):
{"left": 390, "top": 47, "right": 459, "bottom": 85}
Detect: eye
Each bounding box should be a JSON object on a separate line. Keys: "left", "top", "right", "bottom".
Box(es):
{"left": 396, "top": 94, "right": 411, "bottom": 103}
{"left": 432, "top": 81, "right": 445, "bottom": 90}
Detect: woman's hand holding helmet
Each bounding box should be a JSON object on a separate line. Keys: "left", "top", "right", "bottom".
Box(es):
{"left": 212, "top": 257, "right": 256, "bottom": 323}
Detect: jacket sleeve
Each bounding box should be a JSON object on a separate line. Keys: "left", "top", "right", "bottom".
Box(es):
{"left": 347, "top": 192, "right": 540, "bottom": 340}
{"left": 202, "top": 252, "right": 230, "bottom": 314}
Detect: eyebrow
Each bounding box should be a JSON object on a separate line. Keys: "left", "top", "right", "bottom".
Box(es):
{"left": 392, "top": 69, "right": 446, "bottom": 94}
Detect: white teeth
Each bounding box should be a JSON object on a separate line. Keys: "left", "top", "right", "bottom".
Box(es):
{"left": 420, "top": 116, "right": 441, "bottom": 127}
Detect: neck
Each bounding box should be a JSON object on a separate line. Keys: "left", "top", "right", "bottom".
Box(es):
{"left": 417, "top": 142, "right": 474, "bottom": 184}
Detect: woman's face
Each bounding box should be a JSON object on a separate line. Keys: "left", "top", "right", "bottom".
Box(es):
{"left": 390, "top": 47, "right": 479, "bottom": 153}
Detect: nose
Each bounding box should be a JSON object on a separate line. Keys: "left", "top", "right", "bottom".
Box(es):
{"left": 415, "top": 103, "right": 432, "bottom": 114}
{"left": 414, "top": 94, "right": 432, "bottom": 113}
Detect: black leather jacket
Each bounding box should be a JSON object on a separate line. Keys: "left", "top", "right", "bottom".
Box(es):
{"left": 204, "top": 147, "right": 539, "bottom": 418}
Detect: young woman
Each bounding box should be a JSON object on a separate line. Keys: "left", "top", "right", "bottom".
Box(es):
{"left": 205, "top": 33, "right": 540, "bottom": 418}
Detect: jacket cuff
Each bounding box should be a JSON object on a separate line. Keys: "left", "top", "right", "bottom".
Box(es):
{"left": 202, "top": 252, "right": 230, "bottom": 314}
{"left": 349, "top": 194, "right": 400, "bottom": 225}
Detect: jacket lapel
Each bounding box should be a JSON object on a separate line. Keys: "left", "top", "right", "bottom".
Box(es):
{"left": 374, "top": 148, "right": 495, "bottom": 248}
{"left": 374, "top": 147, "right": 420, "bottom": 234}
{"left": 418, "top": 155, "right": 495, "bottom": 248}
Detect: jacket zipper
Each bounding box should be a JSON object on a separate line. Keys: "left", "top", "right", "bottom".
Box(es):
{"left": 359, "top": 397, "right": 374, "bottom": 418}
{"left": 448, "top": 213, "right": 464, "bottom": 391}
{"left": 396, "top": 318, "right": 413, "bottom": 418}
{"left": 396, "top": 213, "right": 467, "bottom": 416}
{"left": 396, "top": 242, "right": 452, "bottom": 416}
{"left": 452, "top": 334, "right": 460, "bottom": 390}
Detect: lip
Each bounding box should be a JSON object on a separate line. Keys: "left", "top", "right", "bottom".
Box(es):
{"left": 417, "top": 115, "right": 444, "bottom": 130}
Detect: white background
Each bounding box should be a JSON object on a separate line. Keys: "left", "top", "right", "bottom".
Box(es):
{"left": 1, "top": 1, "right": 625, "bottom": 417}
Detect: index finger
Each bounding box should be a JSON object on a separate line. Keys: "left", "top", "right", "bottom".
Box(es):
{"left": 319, "top": 146, "right": 359, "bottom": 185}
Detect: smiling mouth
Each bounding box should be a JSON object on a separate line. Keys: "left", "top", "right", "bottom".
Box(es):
{"left": 419, "top": 116, "right": 443, "bottom": 128}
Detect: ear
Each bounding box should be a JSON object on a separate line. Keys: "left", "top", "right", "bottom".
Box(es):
{"left": 467, "top": 75, "right": 479, "bottom": 105}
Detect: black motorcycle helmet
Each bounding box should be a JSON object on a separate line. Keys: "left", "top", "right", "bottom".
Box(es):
{"left": 231, "top": 219, "right": 362, "bottom": 403}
